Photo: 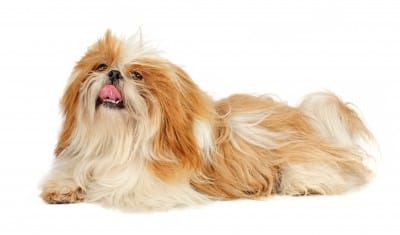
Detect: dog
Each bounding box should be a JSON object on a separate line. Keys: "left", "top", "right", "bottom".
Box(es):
{"left": 41, "top": 31, "right": 374, "bottom": 211}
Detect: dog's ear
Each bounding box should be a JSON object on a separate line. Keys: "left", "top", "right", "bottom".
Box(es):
{"left": 146, "top": 63, "right": 215, "bottom": 181}
{"left": 54, "top": 72, "right": 82, "bottom": 156}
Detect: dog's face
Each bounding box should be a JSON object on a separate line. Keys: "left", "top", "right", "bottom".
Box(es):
{"left": 55, "top": 31, "right": 214, "bottom": 179}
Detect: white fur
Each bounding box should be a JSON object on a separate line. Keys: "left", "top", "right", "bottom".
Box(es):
{"left": 299, "top": 92, "right": 355, "bottom": 146}
{"left": 121, "top": 31, "right": 159, "bottom": 67}
{"left": 278, "top": 162, "right": 363, "bottom": 195}
{"left": 228, "top": 110, "right": 288, "bottom": 150}
{"left": 43, "top": 105, "right": 210, "bottom": 211}
{"left": 193, "top": 119, "right": 215, "bottom": 162}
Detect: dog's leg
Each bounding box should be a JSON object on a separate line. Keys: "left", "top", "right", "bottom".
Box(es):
{"left": 40, "top": 159, "right": 85, "bottom": 204}
{"left": 278, "top": 159, "right": 369, "bottom": 195}
{"left": 41, "top": 179, "right": 85, "bottom": 204}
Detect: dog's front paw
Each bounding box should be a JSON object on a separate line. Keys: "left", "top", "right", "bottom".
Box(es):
{"left": 41, "top": 181, "right": 85, "bottom": 204}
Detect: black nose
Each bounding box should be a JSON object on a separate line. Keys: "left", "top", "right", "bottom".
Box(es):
{"left": 108, "top": 70, "right": 122, "bottom": 83}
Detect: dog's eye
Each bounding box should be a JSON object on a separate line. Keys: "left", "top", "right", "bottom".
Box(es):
{"left": 132, "top": 71, "right": 143, "bottom": 80}
{"left": 95, "top": 64, "right": 108, "bottom": 72}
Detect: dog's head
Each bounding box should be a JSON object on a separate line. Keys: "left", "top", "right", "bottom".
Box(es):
{"left": 55, "top": 31, "right": 214, "bottom": 179}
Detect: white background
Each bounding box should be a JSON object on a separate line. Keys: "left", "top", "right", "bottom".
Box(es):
{"left": 0, "top": 0, "right": 399, "bottom": 234}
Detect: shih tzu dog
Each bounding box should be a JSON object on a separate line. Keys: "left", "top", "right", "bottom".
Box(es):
{"left": 41, "top": 31, "right": 375, "bottom": 211}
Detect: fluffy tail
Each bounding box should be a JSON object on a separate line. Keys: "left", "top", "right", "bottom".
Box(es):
{"left": 299, "top": 92, "right": 374, "bottom": 150}
{"left": 278, "top": 92, "right": 375, "bottom": 195}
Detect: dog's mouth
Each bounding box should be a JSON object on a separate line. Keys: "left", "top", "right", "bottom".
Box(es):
{"left": 97, "top": 84, "right": 124, "bottom": 109}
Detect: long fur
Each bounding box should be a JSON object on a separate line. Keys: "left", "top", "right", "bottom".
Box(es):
{"left": 41, "top": 31, "right": 375, "bottom": 211}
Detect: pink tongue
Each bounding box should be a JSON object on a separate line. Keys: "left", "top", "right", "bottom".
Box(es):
{"left": 99, "top": 85, "right": 122, "bottom": 102}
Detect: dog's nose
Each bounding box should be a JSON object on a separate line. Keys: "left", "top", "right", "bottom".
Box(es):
{"left": 108, "top": 70, "right": 122, "bottom": 83}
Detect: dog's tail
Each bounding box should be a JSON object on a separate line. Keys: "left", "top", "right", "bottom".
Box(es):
{"left": 278, "top": 92, "right": 376, "bottom": 195}
{"left": 299, "top": 92, "right": 375, "bottom": 150}
{"left": 300, "top": 92, "right": 377, "bottom": 178}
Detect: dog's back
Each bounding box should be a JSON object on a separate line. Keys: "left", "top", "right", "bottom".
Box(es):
{"left": 191, "top": 92, "right": 374, "bottom": 197}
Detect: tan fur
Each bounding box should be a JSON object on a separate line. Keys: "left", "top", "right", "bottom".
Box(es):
{"left": 41, "top": 31, "right": 375, "bottom": 211}
{"left": 130, "top": 59, "right": 214, "bottom": 181}
{"left": 41, "top": 178, "right": 85, "bottom": 204}
{"left": 191, "top": 94, "right": 372, "bottom": 197}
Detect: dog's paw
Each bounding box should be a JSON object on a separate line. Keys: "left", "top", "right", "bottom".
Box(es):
{"left": 41, "top": 181, "right": 85, "bottom": 204}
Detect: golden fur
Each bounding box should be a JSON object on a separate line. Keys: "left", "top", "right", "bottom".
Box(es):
{"left": 41, "top": 31, "right": 374, "bottom": 211}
